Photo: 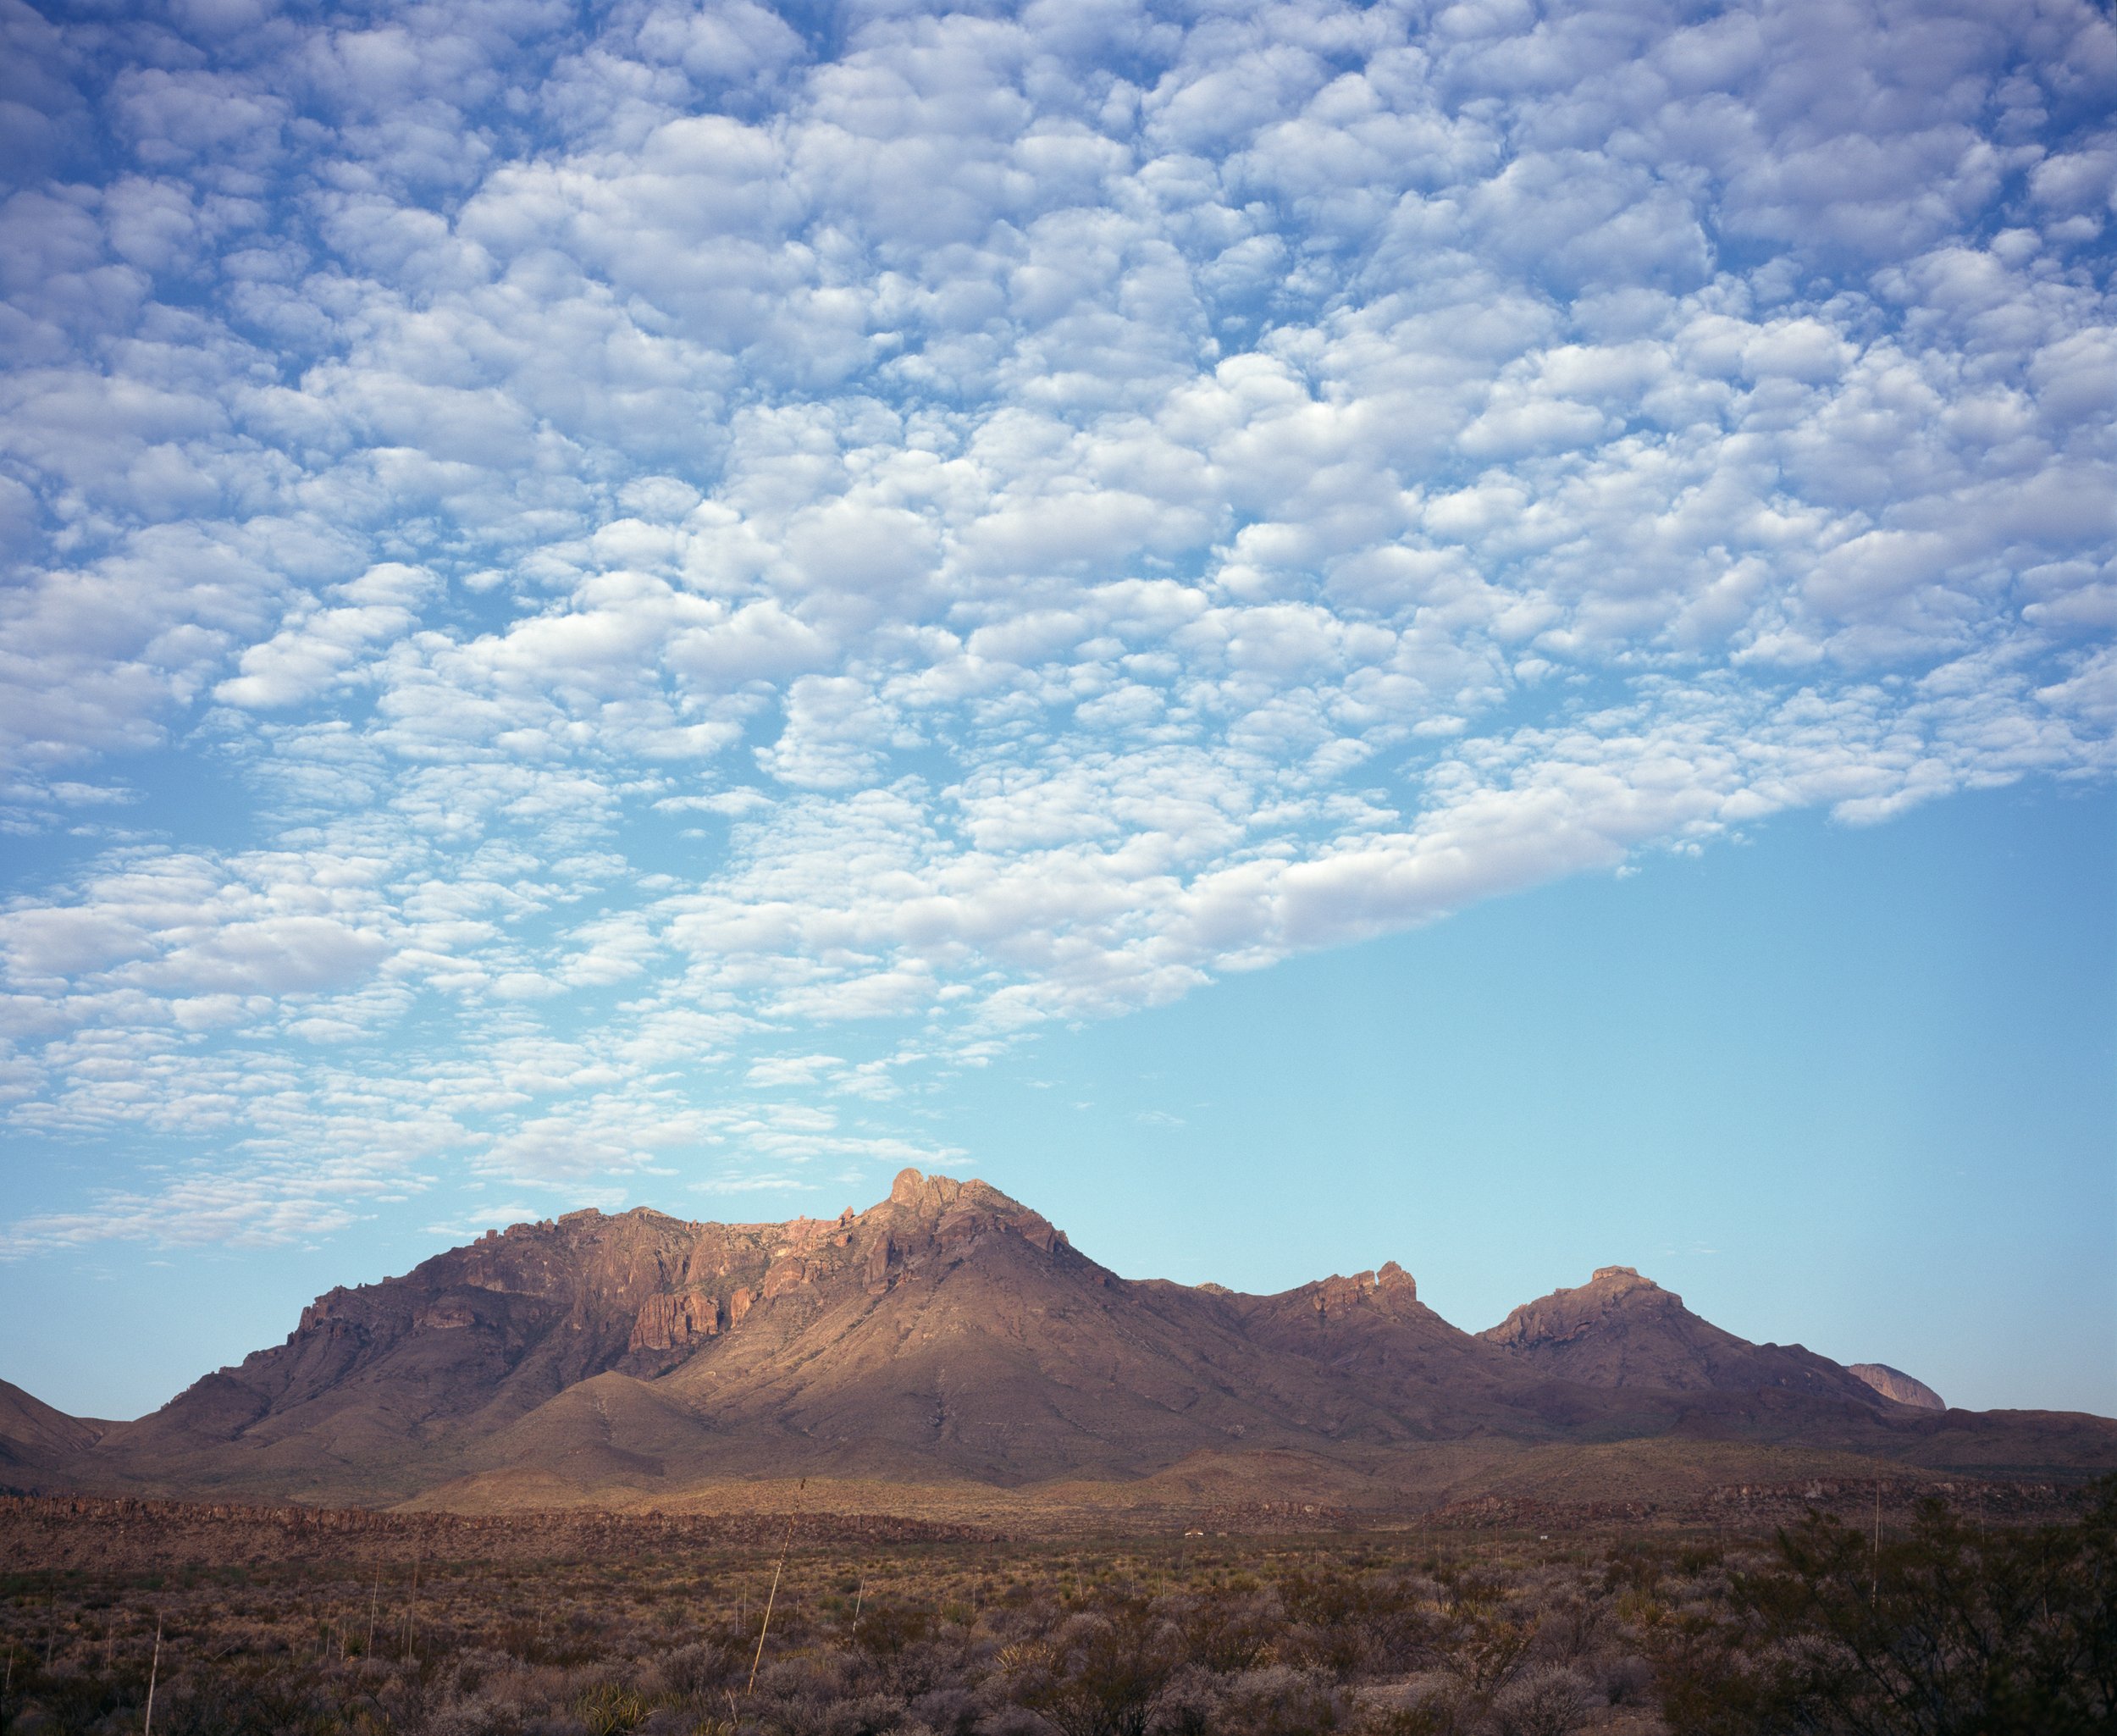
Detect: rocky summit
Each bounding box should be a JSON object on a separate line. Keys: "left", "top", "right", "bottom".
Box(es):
{"left": 0, "top": 1170, "right": 2106, "bottom": 1513}
{"left": 1474, "top": 1266, "right": 1883, "bottom": 1402}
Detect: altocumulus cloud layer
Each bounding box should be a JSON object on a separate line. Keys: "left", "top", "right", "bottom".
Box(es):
{"left": 1, "top": 0, "right": 2113, "bottom": 1250}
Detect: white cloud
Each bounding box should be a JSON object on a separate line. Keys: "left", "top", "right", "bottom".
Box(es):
{"left": 0, "top": 0, "right": 2110, "bottom": 1248}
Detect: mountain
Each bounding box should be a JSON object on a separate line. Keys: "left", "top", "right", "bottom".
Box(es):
{"left": 1849, "top": 1363, "right": 1947, "bottom": 1411}
{"left": 21, "top": 1171, "right": 2116, "bottom": 1512}
{"left": 1476, "top": 1266, "right": 1884, "bottom": 1403}
{"left": 77, "top": 1171, "right": 1545, "bottom": 1501}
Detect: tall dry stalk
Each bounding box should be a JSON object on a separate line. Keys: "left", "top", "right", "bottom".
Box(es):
{"left": 142, "top": 1612, "right": 162, "bottom": 1736}
{"left": 405, "top": 1556, "right": 420, "bottom": 1663}
{"left": 746, "top": 1480, "right": 805, "bottom": 1694}
{"left": 1871, "top": 1481, "right": 1881, "bottom": 1605}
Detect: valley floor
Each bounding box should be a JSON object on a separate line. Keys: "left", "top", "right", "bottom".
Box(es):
{"left": 0, "top": 1480, "right": 2109, "bottom": 1736}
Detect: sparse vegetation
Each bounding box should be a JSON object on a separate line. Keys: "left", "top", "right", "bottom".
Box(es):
{"left": 0, "top": 1484, "right": 2108, "bottom": 1736}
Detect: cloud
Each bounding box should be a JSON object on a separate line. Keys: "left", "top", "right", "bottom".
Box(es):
{"left": 0, "top": 0, "right": 2111, "bottom": 1248}
{"left": 214, "top": 563, "right": 439, "bottom": 708}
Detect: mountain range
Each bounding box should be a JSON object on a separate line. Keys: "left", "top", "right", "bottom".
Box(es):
{"left": 4, "top": 1169, "right": 2110, "bottom": 1517}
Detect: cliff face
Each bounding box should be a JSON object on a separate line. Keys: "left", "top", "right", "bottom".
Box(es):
{"left": 21, "top": 1173, "right": 2107, "bottom": 1507}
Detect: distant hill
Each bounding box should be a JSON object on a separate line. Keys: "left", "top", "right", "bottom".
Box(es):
{"left": 10, "top": 1170, "right": 2110, "bottom": 1512}
{"left": 1475, "top": 1265, "right": 1882, "bottom": 1402}
{"left": 0, "top": 1378, "right": 107, "bottom": 1484}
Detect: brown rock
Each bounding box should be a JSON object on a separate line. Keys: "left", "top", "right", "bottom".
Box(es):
{"left": 864, "top": 1233, "right": 894, "bottom": 1294}
{"left": 628, "top": 1291, "right": 721, "bottom": 1353}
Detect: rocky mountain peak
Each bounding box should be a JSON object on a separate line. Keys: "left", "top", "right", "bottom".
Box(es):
{"left": 882, "top": 1167, "right": 1025, "bottom": 1217}
{"left": 1480, "top": 1267, "right": 1676, "bottom": 1351}
{"left": 888, "top": 1165, "right": 937, "bottom": 1206}
{"left": 1337, "top": 1260, "right": 1418, "bottom": 1302}
{"left": 1280, "top": 1260, "right": 1423, "bottom": 1322}
{"left": 872, "top": 1169, "right": 1068, "bottom": 1257}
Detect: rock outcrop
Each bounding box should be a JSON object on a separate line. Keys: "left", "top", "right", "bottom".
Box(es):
{"left": 1849, "top": 1363, "right": 1947, "bottom": 1411}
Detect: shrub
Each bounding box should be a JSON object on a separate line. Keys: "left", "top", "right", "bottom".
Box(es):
{"left": 1655, "top": 1479, "right": 2117, "bottom": 1736}
{"left": 1489, "top": 1664, "right": 1595, "bottom": 1736}
{"left": 578, "top": 1682, "right": 651, "bottom": 1734}
{"left": 1008, "top": 1605, "right": 1177, "bottom": 1736}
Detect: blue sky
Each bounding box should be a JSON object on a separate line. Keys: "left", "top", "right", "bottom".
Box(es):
{"left": 0, "top": 0, "right": 2112, "bottom": 1421}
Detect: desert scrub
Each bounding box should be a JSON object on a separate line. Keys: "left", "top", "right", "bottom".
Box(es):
{"left": 1651, "top": 1482, "right": 2117, "bottom": 1736}
{"left": 2, "top": 1485, "right": 2110, "bottom": 1736}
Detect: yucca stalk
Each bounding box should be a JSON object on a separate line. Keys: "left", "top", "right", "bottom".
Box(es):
{"left": 746, "top": 1480, "right": 805, "bottom": 1693}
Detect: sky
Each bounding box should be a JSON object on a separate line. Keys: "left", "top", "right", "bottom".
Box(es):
{"left": 0, "top": 0, "right": 2112, "bottom": 1422}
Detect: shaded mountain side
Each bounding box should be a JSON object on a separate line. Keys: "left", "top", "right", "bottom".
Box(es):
{"left": 75, "top": 1211, "right": 706, "bottom": 1501}
{"left": 25, "top": 1171, "right": 2117, "bottom": 1508}
{"left": 0, "top": 1379, "right": 104, "bottom": 1456}
{"left": 1850, "top": 1363, "right": 1947, "bottom": 1410}
{"left": 1477, "top": 1266, "right": 1887, "bottom": 1406}
{"left": 97, "top": 1204, "right": 774, "bottom": 1461}
{"left": 0, "top": 1379, "right": 108, "bottom": 1492}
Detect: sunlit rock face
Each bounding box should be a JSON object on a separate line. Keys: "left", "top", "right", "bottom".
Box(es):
{"left": 1849, "top": 1363, "right": 1947, "bottom": 1411}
